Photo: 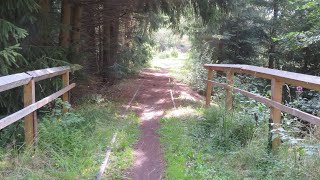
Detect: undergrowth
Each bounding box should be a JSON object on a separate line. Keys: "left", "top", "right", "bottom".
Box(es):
{"left": 0, "top": 98, "right": 139, "bottom": 179}
{"left": 159, "top": 106, "right": 320, "bottom": 179}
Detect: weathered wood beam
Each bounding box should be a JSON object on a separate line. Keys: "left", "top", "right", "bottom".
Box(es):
{"left": 24, "top": 80, "right": 36, "bottom": 146}
{"left": 62, "top": 72, "right": 70, "bottom": 112}
{"left": 0, "top": 83, "right": 76, "bottom": 130}
{"left": 225, "top": 70, "right": 234, "bottom": 110}
{"left": 26, "top": 66, "right": 70, "bottom": 82}
{"left": 270, "top": 79, "right": 283, "bottom": 148}
{"left": 0, "top": 73, "right": 32, "bottom": 93}
{"left": 207, "top": 80, "right": 320, "bottom": 125}
{"left": 204, "top": 64, "right": 320, "bottom": 91}
{"left": 206, "top": 70, "right": 214, "bottom": 107}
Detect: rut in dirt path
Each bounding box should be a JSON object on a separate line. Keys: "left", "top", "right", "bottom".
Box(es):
{"left": 127, "top": 68, "right": 203, "bottom": 180}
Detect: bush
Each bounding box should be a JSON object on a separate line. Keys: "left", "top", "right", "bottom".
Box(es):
{"left": 158, "top": 51, "right": 171, "bottom": 59}
{"left": 170, "top": 49, "right": 179, "bottom": 58}
{"left": 157, "top": 49, "right": 179, "bottom": 59}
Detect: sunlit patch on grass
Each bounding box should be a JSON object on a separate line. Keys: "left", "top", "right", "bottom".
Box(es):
{"left": 164, "top": 107, "right": 200, "bottom": 119}
{"left": 178, "top": 92, "right": 196, "bottom": 101}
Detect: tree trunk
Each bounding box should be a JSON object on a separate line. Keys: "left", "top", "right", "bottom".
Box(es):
{"left": 71, "top": 3, "right": 82, "bottom": 62}
{"left": 302, "top": 47, "right": 310, "bottom": 73}
{"left": 268, "top": 0, "right": 279, "bottom": 69}
{"left": 60, "top": 0, "right": 72, "bottom": 48}
{"left": 102, "top": 0, "right": 120, "bottom": 74}
{"left": 39, "top": 0, "right": 49, "bottom": 16}
{"left": 28, "top": 0, "right": 50, "bottom": 46}
{"left": 103, "top": 19, "right": 111, "bottom": 71}
{"left": 109, "top": 16, "right": 120, "bottom": 67}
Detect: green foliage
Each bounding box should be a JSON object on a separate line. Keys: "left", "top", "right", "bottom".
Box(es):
{"left": 0, "top": 44, "right": 26, "bottom": 74}
{"left": 116, "top": 35, "right": 153, "bottom": 76}
{"left": 160, "top": 106, "right": 320, "bottom": 179}
{"left": 158, "top": 51, "right": 171, "bottom": 59}
{"left": 279, "top": 0, "right": 320, "bottom": 50}
{"left": 0, "top": 19, "right": 28, "bottom": 75}
{"left": 0, "top": 0, "right": 71, "bottom": 115}
{"left": 0, "top": 0, "right": 38, "bottom": 75}
{"left": 0, "top": 98, "right": 139, "bottom": 179}
{"left": 0, "top": 20, "right": 28, "bottom": 46}
{"left": 180, "top": 0, "right": 320, "bottom": 93}
{"left": 157, "top": 49, "right": 179, "bottom": 59}
{"left": 170, "top": 49, "right": 179, "bottom": 58}
{"left": 182, "top": 49, "right": 212, "bottom": 91}
{"left": 153, "top": 28, "right": 178, "bottom": 51}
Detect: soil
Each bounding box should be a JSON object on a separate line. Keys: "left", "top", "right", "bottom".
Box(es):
{"left": 123, "top": 68, "right": 203, "bottom": 180}
{"left": 73, "top": 64, "right": 203, "bottom": 180}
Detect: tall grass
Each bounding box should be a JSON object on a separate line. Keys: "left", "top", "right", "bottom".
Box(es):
{"left": 0, "top": 99, "right": 139, "bottom": 179}
{"left": 159, "top": 106, "right": 320, "bottom": 179}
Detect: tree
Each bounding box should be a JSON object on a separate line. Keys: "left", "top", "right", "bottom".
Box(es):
{"left": 59, "top": 0, "right": 72, "bottom": 48}
{"left": 0, "top": 0, "right": 38, "bottom": 75}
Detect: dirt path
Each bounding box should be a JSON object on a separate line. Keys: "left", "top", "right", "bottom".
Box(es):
{"left": 126, "top": 67, "right": 203, "bottom": 180}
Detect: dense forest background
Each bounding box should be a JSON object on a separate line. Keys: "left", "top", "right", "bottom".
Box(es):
{"left": 1, "top": 0, "right": 319, "bottom": 124}
{"left": 1, "top": 0, "right": 320, "bottom": 178}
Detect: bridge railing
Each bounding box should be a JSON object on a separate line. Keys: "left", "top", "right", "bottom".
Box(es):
{"left": 0, "top": 66, "right": 75, "bottom": 146}
{"left": 204, "top": 64, "right": 320, "bottom": 149}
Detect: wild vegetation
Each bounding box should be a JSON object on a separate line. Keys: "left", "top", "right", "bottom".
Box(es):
{"left": 1, "top": 0, "right": 320, "bottom": 179}
{"left": 0, "top": 97, "right": 139, "bottom": 178}
{"left": 160, "top": 105, "right": 320, "bottom": 179}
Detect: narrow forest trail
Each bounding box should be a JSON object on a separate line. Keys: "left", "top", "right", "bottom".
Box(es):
{"left": 125, "top": 58, "right": 203, "bottom": 180}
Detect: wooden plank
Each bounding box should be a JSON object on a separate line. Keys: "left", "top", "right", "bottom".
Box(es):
{"left": 204, "top": 64, "right": 320, "bottom": 91}
{"left": 26, "top": 66, "right": 70, "bottom": 82}
{"left": 23, "top": 80, "right": 36, "bottom": 146}
{"left": 271, "top": 79, "right": 283, "bottom": 148}
{"left": 62, "top": 72, "right": 70, "bottom": 112}
{"left": 207, "top": 80, "right": 320, "bottom": 125}
{"left": 0, "top": 73, "right": 32, "bottom": 92}
{"left": 206, "top": 70, "right": 214, "bottom": 107}
{"left": 225, "top": 70, "right": 234, "bottom": 110}
{"left": 0, "top": 83, "right": 76, "bottom": 130}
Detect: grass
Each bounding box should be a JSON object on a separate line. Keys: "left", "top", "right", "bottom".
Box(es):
{"left": 159, "top": 105, "right": 320, "bottom": 180}
{"left": 0, "top": 98, "right": 139, "bottom": 179}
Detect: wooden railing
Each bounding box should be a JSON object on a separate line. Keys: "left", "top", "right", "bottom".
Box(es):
{"left": 0, "top": 66, "right": 75, "bottom": 146}
{"left": 204, "top": 64, "right": 320, "bottom": 149}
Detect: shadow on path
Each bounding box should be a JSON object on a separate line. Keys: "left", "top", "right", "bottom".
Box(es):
{"left": 127, "top": 67, "right": 203, "bottom": 180}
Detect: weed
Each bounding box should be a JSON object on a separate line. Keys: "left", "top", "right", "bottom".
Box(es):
{"left": 160, "top": 106, "right": 320, "bottom": 179}
{"left": 0, "top": 99, "right": 139, "bottom": 179}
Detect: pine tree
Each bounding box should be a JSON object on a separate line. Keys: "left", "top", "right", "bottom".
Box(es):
{"left": 0, "top": 0, "right": 38, "bottom": 75}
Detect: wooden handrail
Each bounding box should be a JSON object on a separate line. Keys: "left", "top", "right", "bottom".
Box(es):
{"left": 0, "top": 66, "right": 76, "bottom": 147}
{"left": 204, "top": 64, "right": 320, "bottom": 149}
{"left": 0, "top": 84, "right": 75, "bottom": 130}
{"left": 204, "top": 64, "right": 320, "bottom": 91}
{"left": 0, "top": 73, "right": 32, "bottom": 92}
{"left": 207, "top": 80, "right": 320, "bottom": 124}
{"left": 26, "top": 66, "right": 70, "bottom": 82}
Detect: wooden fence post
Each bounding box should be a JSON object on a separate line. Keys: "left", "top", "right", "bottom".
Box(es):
{"left": 62, "top": 71, "right": 70, "bottom": 112}
{"left": 226, "top": 70, "right": 234, "bottom": 110}
{"left": 24, "top": 80, "right": 36, "bottom": 146}
{"left": 271, "top": 78, "right": 283, "bottom": 149}
{"left": 206, "top": 70, "right": 214, "bottom": 107}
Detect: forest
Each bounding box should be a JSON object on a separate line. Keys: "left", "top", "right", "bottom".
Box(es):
{"left": 1, "top": 0, "right": 320, "bottom": 179}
